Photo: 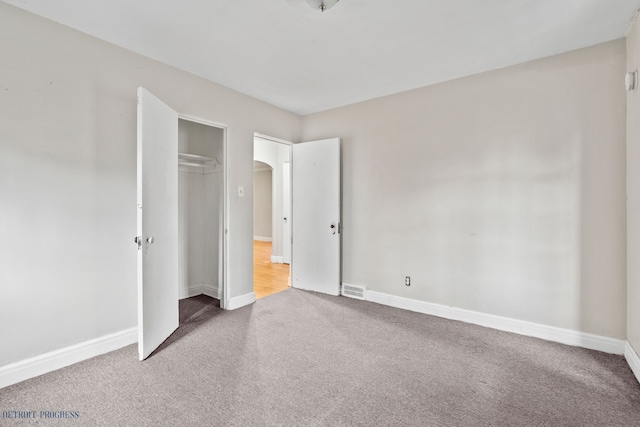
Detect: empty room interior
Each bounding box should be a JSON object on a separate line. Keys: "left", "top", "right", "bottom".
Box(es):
{"left": 2, "top": 0, "right": 640, "bottom": 425}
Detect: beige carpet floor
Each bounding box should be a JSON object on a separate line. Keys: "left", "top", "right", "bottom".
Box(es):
{"left": 1, "top": 289, "right": 639, "bottom": 426}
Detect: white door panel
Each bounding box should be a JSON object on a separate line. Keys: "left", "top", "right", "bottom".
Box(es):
{"left": 292, "top": 138, "right": 340, "bottom": 295}
{"left": 137, "top": 87, "right": 179, "bottom": 360}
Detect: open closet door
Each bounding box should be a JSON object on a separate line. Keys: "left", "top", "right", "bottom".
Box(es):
{"left": 291, "top": 138, "right": 341, "bottom": 295}
{"left": 136, "top": 87, "right": 179, "bottom": 360}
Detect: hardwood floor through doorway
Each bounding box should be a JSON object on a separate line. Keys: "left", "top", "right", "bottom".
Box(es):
{"left": 254, "top": 240, "right": 290, "bottom": 299}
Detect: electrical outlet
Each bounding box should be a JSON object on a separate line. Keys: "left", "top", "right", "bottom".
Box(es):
{"left": 405, "top": 276, "right": 410, "bottom": 286}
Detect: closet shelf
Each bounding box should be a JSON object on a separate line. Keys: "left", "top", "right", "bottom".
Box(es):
{"left": 179, "top": 153, "right": 214, "bottom": 162}
{"left": 178, "top": 152, "right": 219, "bottom": 169}
{"left": 180, "top": 161, "right": 212, "bottom": 168}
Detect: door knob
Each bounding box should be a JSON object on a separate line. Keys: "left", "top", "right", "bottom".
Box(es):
{"left": 147, "top": 236, "right": 155, "bottom": 244}
{"left": 134, "top": 236, "right": 142, "bottom": 250}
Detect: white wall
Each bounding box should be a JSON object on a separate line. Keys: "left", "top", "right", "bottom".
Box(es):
{"left": 301, "top": 40, "right": 627, "bottom": 338}
{"left": 253, "top": 168, "right": 273, "bottom": 240}
{"left": 0, "top": 3, "right": 300, "bottom": 367}
{"left": 627, "top": 18, "right": 640, "bottom": 355}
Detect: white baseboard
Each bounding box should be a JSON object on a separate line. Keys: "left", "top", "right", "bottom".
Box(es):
{"left": 254, "top": 236, "right": 272, "bottom": 242}
{"left": 0, "top": 327, "right": 137, "bottom": 389}
{"left": 180, "top": 284, "right": 221, "bottom": 300}
{"left": 270, "top": 256, "right": 284, "bottom": 264}
{"left": 179, "top": 285, "right": 203, "bottom": 300}
{"left": 225, "top": 292, "right": 256, "bottom": 310}
{"left": 202, "top": 284, "right": 221, "bottom": 299}
{"left": 365, "top": 291, "right": 626, "bottom": 355}
{"left": 625, "top": 342, "right": 640, "bottom": 385}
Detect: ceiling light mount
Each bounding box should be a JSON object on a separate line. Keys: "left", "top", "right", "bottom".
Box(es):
{"left": 307, "top": 0, "right": 340, "bottom": 12}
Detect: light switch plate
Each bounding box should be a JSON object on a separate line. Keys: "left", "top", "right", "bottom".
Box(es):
{"left": 238, "top": 185, "right": 244, "bottom": 198}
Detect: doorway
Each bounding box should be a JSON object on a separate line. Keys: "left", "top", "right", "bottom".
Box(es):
{"left": 253, "top": 135, "right": 292, "bottom": 298}
{"left": 178, "top": 118, "right": 225, "bottom": 301}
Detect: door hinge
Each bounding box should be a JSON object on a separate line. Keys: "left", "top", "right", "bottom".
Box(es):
{"left": 330, "top": 222, "right": 342, "bottom": 235}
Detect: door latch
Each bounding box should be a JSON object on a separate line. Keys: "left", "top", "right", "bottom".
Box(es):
{"left": 134, "top": 236, "right": 142, "bottom": 250}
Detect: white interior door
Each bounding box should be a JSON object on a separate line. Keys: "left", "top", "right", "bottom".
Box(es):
{"left": 283, "top": 162, "right": 291, "bottom": 265}
{"left": 292, "top": 138, "right": 341, "bottom": 295}
{"left": 137, "top": 87, "right": 179, "bottom": 360}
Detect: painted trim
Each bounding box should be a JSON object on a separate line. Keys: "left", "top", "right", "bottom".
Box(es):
{"left": 221, "top": 125, "right": 229, "bottom": 310}
{"left": 179, "top": 285, "right": 204, "bottom": 300}
{"left": 179, "top": 113, "right": 227, "bottom": 130}
{"left": 270, "top": 255, "right": 284, "bottom": 264}
{"left": 365, "top": 291, "right": 626, "bottom": 355}
{"left": 226, "top": 292, "right": 256, "bottom": 310}
{"left": 202, "top": 284, "right": 221, "bottom": 299}
{"left": 254, "top": 133, "right": 293, "bottom": 146}
{"left": 625, "top": 342, "right": 640, "bottom": 385}
{"left": 0, "top": 328, "right": 137, "bottom": 389}
{"left": 254, "top": 236, "right": 273, "bottom": 242}
{"left": 180, "top": 284, "right": 221, "bottom": 300}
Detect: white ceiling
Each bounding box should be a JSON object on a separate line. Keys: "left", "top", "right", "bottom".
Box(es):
{"left": 4, "top": 0, "right": 640, "bottom": 115}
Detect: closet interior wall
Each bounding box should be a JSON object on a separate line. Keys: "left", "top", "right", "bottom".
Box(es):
{"left": 178, "top": 119, "right": 224, "bottom": 300}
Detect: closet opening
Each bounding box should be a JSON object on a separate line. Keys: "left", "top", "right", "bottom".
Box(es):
{"left": 178, "top": 118, "right": 226, "bottom": 306}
